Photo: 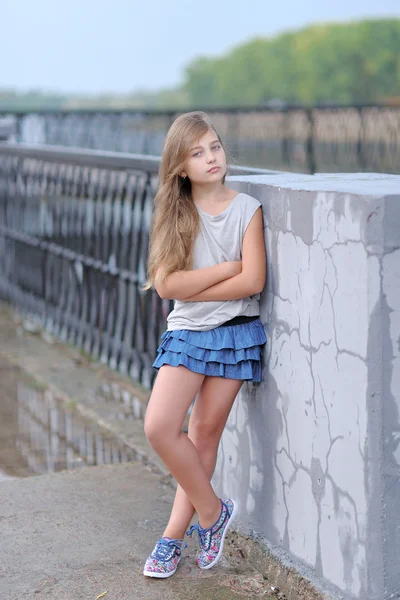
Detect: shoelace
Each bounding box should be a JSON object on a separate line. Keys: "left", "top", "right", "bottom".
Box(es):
{"left": 186, "top": 502, "right": 229, "bottom": 551}
{"left": 152, "top": 538, "right": 187, "bottom": 561}
{"left": 186, "top": 524, "right": 208, "bottom": 550}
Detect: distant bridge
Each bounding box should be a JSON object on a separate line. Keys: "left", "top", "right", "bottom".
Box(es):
{"left": 1, "top": 103, "right": 399, "bottom": 174}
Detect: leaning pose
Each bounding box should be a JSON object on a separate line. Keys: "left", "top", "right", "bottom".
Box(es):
{"left": 142, "top": 111, "right": 267, "bottom": 578}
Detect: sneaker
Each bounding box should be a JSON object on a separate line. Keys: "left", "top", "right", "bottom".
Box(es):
{"left": 186, "top": 498, "right": 237, "bottom": 569}
{"left": 143, "top": 537, "right": 186, "bottom": 578}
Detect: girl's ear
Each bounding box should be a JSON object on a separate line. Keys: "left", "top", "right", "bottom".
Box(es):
{"left": 180, "top": 171, "right": 187, "bottom": 179}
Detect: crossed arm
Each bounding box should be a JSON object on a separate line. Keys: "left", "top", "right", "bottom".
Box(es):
{"left": 155, "top": 208, "right": 266, "bottom": 302}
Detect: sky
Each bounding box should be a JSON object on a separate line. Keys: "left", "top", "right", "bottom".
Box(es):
{"left": 2, "top": 0, "right": 400, "bottom": 94}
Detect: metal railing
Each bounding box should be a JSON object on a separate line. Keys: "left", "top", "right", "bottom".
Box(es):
{"left": 0, "top": 142, "right": 270, "bottom": 388}
{"left": 1, "top": 104, "right": 399, "bottom": 174}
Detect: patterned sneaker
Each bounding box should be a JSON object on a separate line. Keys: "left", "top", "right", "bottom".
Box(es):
{"left": 186, "top": 498, "right": 238, "bottom": 569}
{"left": 143, "top": 537, "right": 186, "bottom": 578}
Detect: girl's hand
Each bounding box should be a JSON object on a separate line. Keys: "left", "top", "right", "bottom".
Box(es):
{"left": 221, "top": 261, "right": 242, "bottom": 278}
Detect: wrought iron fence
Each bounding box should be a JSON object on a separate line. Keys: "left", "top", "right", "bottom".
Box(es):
{"left": 1, "top": 104, "right": 399, "bottom": 174}
{"left": 0, "top": 142, "right": 269, "bottom": 388}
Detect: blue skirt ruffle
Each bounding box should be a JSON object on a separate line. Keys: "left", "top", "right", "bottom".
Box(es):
{"left": 152, "top": 318, "right": 267, "bottom": 382}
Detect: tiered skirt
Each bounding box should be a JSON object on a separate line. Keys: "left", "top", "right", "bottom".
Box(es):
{"left": 152, "top": 318, "right": 267, "bottom": 382}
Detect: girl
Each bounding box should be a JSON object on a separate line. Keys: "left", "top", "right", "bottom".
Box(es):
{"left": 142, "top": 111, "right": 267, "bottom": 578}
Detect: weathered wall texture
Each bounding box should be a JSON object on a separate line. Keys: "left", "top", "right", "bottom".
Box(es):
{"left": 213, "top": 173, "right": 400, "bottom": 600}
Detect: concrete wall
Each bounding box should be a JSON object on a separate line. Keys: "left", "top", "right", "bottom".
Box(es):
{"left": 213, "top": 173, "right": 400, "bottom": 600}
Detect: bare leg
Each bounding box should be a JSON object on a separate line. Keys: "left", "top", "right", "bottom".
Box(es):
{"left": 162, "top": 376, "right": 243, "bottom": 539}
{"left": 145, "top": 366, "right": 223, "bottom": 528}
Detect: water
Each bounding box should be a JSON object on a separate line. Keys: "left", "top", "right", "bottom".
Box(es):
{"left": 0, "top": 357, "right": 142, "bottom": 480}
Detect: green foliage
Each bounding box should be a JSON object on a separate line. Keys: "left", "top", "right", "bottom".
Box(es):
{"left": 0, "top": 89, "right": 68, "bottom": 110}
{"left": 183, "top": 19, "right": 400, "bottom": 106}
{"left": 1, "top": 19, "right": 399, "bottom": 110}
{"left": 0, "top": 86, "right": 189, "bottom": 111}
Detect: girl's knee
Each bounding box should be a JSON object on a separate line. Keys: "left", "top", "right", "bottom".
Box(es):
{"left": 190, "top": 420, "right": 221, "bottom": 454}
{"left": 144, "top": 416, "right": 165, "bottom": 450}
{"left": 144, "top": 414, "right": 180, "bottom": 451}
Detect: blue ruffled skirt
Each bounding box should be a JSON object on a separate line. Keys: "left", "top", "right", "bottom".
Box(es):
{"left": 152, "top": 318, "right": 267, "bottom": 382}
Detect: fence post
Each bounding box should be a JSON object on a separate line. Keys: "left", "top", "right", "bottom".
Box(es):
{"left": 0, "top": 118, "right": 16, "bottom": 142}
{"left": 305, "top": 107, "right": 316, "bottom": 174}
{"left": 357, "top": 106, "right": 366, "bottom": 170}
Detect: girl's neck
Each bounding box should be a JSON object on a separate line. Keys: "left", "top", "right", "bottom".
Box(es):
{"left": 191, "top": 182, "right": 227, "bottom": 204}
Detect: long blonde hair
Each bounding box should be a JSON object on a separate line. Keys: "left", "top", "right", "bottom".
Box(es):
{"left": 144, "top": 111, "right": 225, "bottom": 289}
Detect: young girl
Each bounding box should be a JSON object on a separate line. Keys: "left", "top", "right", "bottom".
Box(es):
{"left": 142, "top": 111, "right": 267, "bottom": 578}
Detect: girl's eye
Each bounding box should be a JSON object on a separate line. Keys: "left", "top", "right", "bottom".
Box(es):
{"left": 193, "top": 151, "right": 201, "bottom": 157}
{"left": 212, "top": 145, "right": 221, "bottom": 151}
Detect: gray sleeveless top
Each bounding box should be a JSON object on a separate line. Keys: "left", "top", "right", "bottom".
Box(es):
{"left": 166, "top": 192, "right": 262, "bottom": 331}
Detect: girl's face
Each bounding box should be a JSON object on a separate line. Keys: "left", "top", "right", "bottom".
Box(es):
{"left": 181, "top": 129, "right": 227, "bottom": 185}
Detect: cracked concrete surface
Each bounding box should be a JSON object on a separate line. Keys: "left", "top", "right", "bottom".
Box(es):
{"left": 212, "top": 174, "right": 400, "bottom": 600}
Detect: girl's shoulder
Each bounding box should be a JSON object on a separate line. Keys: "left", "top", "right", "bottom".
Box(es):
{"left": 229, "top": 191, "right": 262, "bottom": 235}
{"left": 232, "top": 191, "right": 262, "bottom": 217}
{"left": 234, "top": 191, "right": 261, "bottom": 206}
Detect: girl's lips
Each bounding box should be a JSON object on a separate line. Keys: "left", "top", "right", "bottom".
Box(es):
{"left": 207, "top": 166, "right": 220, "bottom": 173}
